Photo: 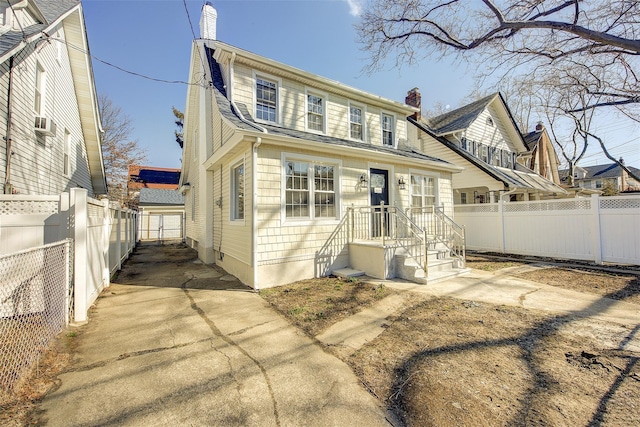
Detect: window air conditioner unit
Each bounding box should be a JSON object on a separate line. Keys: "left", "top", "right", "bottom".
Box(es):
{"left": 34, "top": 116, "right": 57, "bottom": 137}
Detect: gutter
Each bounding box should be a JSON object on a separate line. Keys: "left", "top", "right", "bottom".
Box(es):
{"left": 252, "top": 136, "right": 262, "bottom": 291}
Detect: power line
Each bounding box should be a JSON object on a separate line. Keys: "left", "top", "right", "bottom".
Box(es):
{"left": 49, "top": 37, "right": 208, "bottom": 88}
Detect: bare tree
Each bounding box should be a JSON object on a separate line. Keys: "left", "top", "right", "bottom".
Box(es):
{"left": 357, "top": 0, "right": 640, "bottom": 175}
{"left": 99, "top": 94, "right": 147, "bottom": 205}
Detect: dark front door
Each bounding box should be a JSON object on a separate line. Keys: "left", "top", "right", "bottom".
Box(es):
{"left": 369, "top": 168, "right": 389, "bottom": 238}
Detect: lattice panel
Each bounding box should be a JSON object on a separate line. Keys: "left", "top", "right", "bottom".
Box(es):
{"left": 600, "top": 198, "right": 640, "bottom": 210}
{"left": 504, "top": 200, "right": 591, "bottom": 212}
{"left": 87, "top": 202, "right": 105, "bottom": 219}
{"left": 455, "top": 205, "right": 499, "bottom": 213}
{"left": 0, "top": 200, "right": 58, "bottom": 216}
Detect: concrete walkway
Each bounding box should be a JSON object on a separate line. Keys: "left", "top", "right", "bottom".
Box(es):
{"left": 37, "top": 244, "right": 390, "bottom": 427}
{"left": 316, "top": 267, "right": 640, "bottom": 355}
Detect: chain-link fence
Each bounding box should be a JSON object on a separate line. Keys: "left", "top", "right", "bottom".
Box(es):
{"left": 0, "top": 240, "right": 72, "bottom": 395}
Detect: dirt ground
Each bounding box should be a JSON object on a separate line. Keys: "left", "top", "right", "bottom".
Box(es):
{"left": 4, "top": 249, "right": 640, "bottom": 426}
{"left": 262, "top": 255, "right": 640, "bottom": 427}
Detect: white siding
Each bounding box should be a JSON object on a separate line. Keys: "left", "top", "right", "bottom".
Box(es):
{"left": 0, "top": 23, "right": 94, "bottom": 196}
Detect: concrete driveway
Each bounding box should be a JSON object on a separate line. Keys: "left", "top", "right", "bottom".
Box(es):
{"left": 37, "top": 243, "right": 390, "bottom": 427}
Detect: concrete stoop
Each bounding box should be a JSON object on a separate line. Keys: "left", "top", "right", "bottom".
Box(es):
{"left": 394, "top": 250, "right": 470, "bottom": 285}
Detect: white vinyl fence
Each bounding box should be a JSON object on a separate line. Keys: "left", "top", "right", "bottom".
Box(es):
{"left": 0, "top": 188, "right": 138, "bottom": 322}
{"left": 454, "top": 194, "right": 640, "bottom": 265}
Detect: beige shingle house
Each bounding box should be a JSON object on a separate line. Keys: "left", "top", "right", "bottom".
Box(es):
{"left": 180, "top": 4, "right": 468, "bottom": 289}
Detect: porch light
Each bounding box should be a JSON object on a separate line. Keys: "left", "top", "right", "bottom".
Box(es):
{"left": 359, "top": 173, "right": 368, "bottom": 185}
{"left": 398, "top": 176, "right": 406, "bottom": 190}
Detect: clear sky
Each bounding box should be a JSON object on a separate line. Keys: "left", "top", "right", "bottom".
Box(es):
{"left": 81, "top": 0, "right": 639, "bottom": 170}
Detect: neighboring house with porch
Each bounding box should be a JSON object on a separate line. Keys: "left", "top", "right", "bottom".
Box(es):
{"left": 1, "top": 0, "right": 106, "bottom": 196}
{"left": 406, "top": 91, "right": 566, "bottom": 204}
{"left": 180, "top": 4, "right": 467, "bottom": 289}
{"left": 561, "top": 161, "right": 640, "bottom": 194}
{"left": 138, "top": 188, "right": 185, "bottom": 241}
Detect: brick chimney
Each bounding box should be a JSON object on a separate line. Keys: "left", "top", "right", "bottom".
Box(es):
{"left": 405, "top": 87, "right": 421, "bottom": 120}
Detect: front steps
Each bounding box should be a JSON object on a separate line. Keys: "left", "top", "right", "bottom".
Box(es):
{"left": 345, "top": 240, "right": 469, "bottom": 285}
{"left": 394, "top": 246, "right": 470, "bottom": 285}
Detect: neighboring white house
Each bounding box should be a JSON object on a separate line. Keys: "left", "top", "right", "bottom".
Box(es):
{"left": 0, "top": 0, "right": 106, "bottom": 197}
{"left": 138, "top": 188, "right": 185, "bottom": 241}
{"left": 180, "top": 4, "right": 466, "bottom": 289}
{"left": 407, "top": 91, "right": 566, "bottom": 204}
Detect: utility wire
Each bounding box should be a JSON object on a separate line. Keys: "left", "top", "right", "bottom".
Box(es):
{"left": 48, "top": 36, "right": 208, "bottom": 88}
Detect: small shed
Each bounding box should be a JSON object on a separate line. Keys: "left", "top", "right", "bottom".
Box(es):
{"left": 138, "top": 188, "right": 185, "bottom": 241}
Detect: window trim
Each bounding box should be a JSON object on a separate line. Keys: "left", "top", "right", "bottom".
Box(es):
{"left": 63, "top": 129, "right": 71, "bottom": 177}
{"left": 348, "top": 101, "right": 366, "bottom": 142}
{"left": 281, "top": 152, "right": 341, "bottom": 226}
{"left": 34, "top": 61, "right": 45, "bottom": 115}
{"left": 230, "top": 157, "right": 245, "bottom": 223}
{"left": 253, "top": 71, "right": 282, "bottom": 125}
{"left": 381, "top": 112, "right": 396, "bottom": 147}
{"left": 305, "top": 88, "right": 328, "bottom": 134}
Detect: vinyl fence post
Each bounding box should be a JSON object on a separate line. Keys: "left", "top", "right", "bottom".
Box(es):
{"left": 71, "top": 188, "right": 88, "bottom": 323}
{"left": 498, "top": 199, "right": 505, "bottom": 254}
{"left": 116, "top": 205, "right": 122, "bottom": 271}
{"left": 58, "top": 192, "right": 70, "bottom": 242}
{"left": 591, "top": 194, "right": 603, "bottom": 264}
{"left": 102, "top": 199, "right": 110, "bottom": 286}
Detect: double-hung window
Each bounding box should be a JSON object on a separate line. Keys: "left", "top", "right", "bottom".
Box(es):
{"left": 256, "top": 77, "right": 277, "bottom": 123}
{"left": 307, "top": 93, "right": 324, "bottom": 132}
{"left": 410, "top": 175, "right": 436, "bottom": 208}
{"left": 349, "top": 105, "right": 363, "bottom": 141}
{"left": 231, "top": 162, "right": 245, "bottom": 221}
{"left": 381, "top": 113, "right": 394, "bottom": 146}
{"left": 285, "top": 159, "right": 336, "bottom": 220}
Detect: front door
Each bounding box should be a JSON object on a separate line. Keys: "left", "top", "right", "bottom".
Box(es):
{"left": 369, "top": 168, "right": 389, "bottom": 238}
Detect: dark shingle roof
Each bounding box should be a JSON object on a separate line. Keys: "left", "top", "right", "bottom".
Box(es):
{"left": 139, "top": 188, "right": 185, "bottom": 206}
{"left": 424, "top": 93, "right": 497, "bottom": 135}
{"left": 409, "top": 117, "right": 566, "bottom": 194}
{"left": 205, "top": 47, "right": 454, "bottom": 167}
{"left": 522, "top": 131, "right": 541, "bottom": 151}
{"left": 1, "top": 1, "right": 78, "bottom": 59}
{"left": 560, "top": 163, "right": 640, "bottom": 180}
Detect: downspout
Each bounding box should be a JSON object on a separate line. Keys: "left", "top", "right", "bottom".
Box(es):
{"left": 4, "top": 55, "right": 15, "bottom": 194}
{"left": 252, "top": 137, "right": 262, "bottom": 290}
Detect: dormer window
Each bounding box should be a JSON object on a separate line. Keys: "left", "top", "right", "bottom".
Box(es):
{"left": 486, "top": 117, "right": 494, "bottom": 127}
{"left": 255, "top": 76, "right": 278, "bottom": 123}
{"left": 349, "top": 105, "right": 363, "bottom": 141}
{"left": 381, "top": 113, "right": 394, "bottom": 146}
{"left": 306, "top": 92, "right": 325, "bottom": 133}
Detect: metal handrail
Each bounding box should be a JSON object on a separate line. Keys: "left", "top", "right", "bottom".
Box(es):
{"left": 433, "top": 207, "right": 466, "bottom": 267}
{"left": 392, "top": 204, "right": 427, "bottom": 271}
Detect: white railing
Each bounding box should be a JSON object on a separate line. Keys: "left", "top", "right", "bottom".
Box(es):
{"left": 454, "top": 194, "right": 640, "bottom": 265}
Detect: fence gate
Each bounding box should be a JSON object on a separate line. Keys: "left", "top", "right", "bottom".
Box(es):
{"left": 140, "top": 213, "right": 184, "bottom": 241}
